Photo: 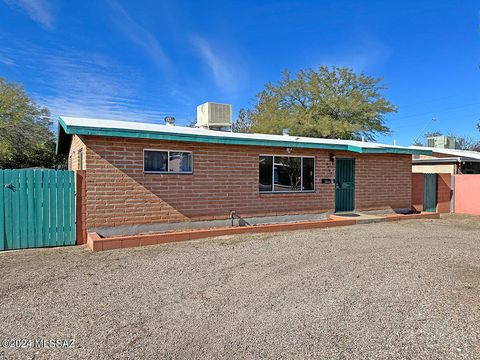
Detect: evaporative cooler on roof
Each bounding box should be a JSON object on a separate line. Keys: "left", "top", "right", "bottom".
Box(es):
{"left": 196, "top": 102, "right": 232, "bottom": 130}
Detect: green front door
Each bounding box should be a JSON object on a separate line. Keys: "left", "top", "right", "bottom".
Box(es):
{"left": 423, "top": 173, "right": 437, "bottom": 212}
{"left": 335, "top": 158, "right": 355, "bottom": 212}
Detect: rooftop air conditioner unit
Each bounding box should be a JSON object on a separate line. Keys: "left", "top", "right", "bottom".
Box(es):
{"left": 426, "top": 135, "right": 457, "bottom": 149}
{"left": 196, "top": 102, "right": 232, "bottom": 129}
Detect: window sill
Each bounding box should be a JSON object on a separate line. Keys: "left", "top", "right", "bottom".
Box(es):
{"left": 259, "top": 190, "right": 316, "bottom": 195}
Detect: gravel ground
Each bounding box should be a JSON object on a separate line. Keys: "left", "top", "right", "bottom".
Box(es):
{"left": 1, "top": 214, "right": 479, "bottom": 360}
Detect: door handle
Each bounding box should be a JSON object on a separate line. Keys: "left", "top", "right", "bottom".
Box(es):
{"left": 4, "top": 183, "right": 14, "bottom": 190}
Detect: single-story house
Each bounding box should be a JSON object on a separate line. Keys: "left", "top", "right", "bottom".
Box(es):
{"left": 410, "top": 147, "right": 480, "bottom": 174}
{"left": 57, "top": 116, "right": 430, "bottom": 236}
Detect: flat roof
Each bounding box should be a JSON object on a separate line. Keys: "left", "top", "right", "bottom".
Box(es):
{"left": 408, "top": 146, "right": 480, "bottom": 160}
{"left": 412, "top": 157, "right": 480, "bottom": 165}
{"left": 57, "top": 116, "right": 431, "bottom": 155}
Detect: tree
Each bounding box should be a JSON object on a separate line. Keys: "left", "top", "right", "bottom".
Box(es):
{"left": 453, "top": 135, "right": 480, "bottom": 151}
{"left": 0, "top": 77, "right": 60, "bottom": 169}
{"left": 232, "top": 108, "right": 253, "bottom": 133}
{"left": 246, "top": 66, "right": 397, "bottom": 141}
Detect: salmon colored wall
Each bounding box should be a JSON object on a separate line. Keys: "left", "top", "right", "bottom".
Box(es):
{"left": 411, "top": 173, "right": 424, "bottom": 212}
{"left": 454, "top": 175, "right": 480, "bottom": 215}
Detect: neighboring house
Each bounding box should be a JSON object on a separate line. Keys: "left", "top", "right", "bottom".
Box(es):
{"left": 57, "top": 116, "right": 430, "bottom": 236}
{"left": 410, "top": 147, "right": 480, "bottom": 174}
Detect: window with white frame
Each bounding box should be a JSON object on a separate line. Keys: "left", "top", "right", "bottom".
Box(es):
{"left": 78, "top": 149, "right": 84, "bottom": 170}
{"left": 259, "top": 155, "right": 315, "bottom": 192}
{"left": 144, "top": 150, "right": 193, "bottom": 173}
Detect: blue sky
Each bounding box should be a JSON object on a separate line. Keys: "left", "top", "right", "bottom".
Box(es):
{"left": 1, "top": 0, "right": 479, "bottom": 146}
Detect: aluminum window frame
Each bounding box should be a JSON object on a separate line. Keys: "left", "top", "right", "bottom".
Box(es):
{"left": 143, "top": 149, "right": 193, "bottom": 174}
{"left": 259, "top": 154, "right": 316, "bottom": 193}
{"left": 78, "top": 149, "right": 84, "bottom": 170}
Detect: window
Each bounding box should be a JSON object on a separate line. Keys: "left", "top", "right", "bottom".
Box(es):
{"left": 78, "top": 149, "right": 84, "bottom": 170}
{"left": 259, "top": 155, "right": 315, "bottom": 192}
{"left": 144, "top": 150, "right": 192, "bottom": 173}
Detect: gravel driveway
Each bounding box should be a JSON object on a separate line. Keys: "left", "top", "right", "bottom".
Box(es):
{"left": 1, "top": 215, "right": 479, "bottom": 359}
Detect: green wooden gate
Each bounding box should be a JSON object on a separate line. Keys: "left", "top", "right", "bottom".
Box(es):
{"left": 0, "top": 169, "right": 76, "bottom": 250}
{"left": 335, "top": 158, "right": 355, "bottom": 212}
{"left": 423, "top": 173, "right": 438, "bottom": 212}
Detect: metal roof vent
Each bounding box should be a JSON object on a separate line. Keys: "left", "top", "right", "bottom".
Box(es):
{"left": 164, "top": 116, "right": 175, "bottom": 126}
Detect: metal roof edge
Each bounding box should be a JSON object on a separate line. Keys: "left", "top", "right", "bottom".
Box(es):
{"left": 58, "top": 116, "right": 431, "bottom": 155}
{"left": 413, "top": 157, "right": 480, "bottom": 164}
{"left": 356, "top": 146, "right": 431, "bottom": 155}
{"left": 56, "top": 117, "right": 71, "bottom": 155}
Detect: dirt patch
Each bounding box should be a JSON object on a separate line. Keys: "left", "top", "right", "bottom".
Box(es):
{"left": 1, "top": 215, "right": 479, "bottom": 359}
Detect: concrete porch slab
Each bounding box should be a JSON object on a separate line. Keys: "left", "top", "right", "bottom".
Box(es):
{"left": 330, "top": 212, "right": 386, "bottom": 224}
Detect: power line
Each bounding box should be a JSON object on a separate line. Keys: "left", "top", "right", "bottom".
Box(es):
{"left": 391, "top": 113, "right": 480, "bottom": 130}
{"left": 389, "top": 101, "right": 480, "bottom": 121}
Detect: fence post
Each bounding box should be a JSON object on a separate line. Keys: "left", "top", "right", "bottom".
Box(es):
{"left": 76, "top": 170, "right": 87, "bottom": 245}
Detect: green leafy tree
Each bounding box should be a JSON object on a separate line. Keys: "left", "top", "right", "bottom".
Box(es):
{"left": 0, "top": 77, "right": 60, "bottom": 169}
{"left": 247, "top": 66, "right": 397, "bottom": 141}
{"left": 232, "top": 108, "right": 253, "bottom": 133}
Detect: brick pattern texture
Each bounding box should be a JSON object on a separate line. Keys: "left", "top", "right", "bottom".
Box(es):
{"left": 411, "top": 173, "right": 424, "bottom": 212}
{"left": 68, "top": 135, "right": 86, "bottom": 171}
{"left": 70, "top": 135, "right": 412, "bottom": 230}
{"left": 411, "top": 173, "right": 451, "bottom": 213}
{"left": 436, "top": 173, "right": 452, "bottom": 213}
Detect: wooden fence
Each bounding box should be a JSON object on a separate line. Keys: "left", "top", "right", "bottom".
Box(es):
{"left": 0, "top": 169, "right": 76, "bottom": 250}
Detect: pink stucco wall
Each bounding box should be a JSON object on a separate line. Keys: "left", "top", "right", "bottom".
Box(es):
{"left": 454, "top": 175, "right": 480, "bottom": 215}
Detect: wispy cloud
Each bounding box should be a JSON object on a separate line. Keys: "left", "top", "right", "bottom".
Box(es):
{"left": 5, "top": 0, "right": 54, "bottom": 30}
{"left": 0, "top": 39, "right": 172, "bottom": 122}
{"left": 0, "top": 54, "right": 15, "bottom": 66}
{"left": 191, "top": 36, "right": 240, "bottom": 93}
{"left": 315, "top": 33, "right": 393, "bottom": 73}
{"left": 108, "top": 0, "right": 171, "bottom": 73}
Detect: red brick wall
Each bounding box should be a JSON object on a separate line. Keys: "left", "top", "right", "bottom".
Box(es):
{"left": 81, "top": 136, "right": 412, "bottom": 229}
{"left": 355, "top": 155, "right": 412, "bottom": 210}
{"left": 411, "top": 173, "right": 451, "bottom": 213}
{"left": 412, "top": 173, "right": 424, "bottom": 212}
{"left": 437, "top": 173, "right": 452, "bottom": 213}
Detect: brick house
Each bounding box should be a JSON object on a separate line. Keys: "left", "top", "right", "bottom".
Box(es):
{"left": 57, "top": 116, "right": 430, "bottom": 236}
